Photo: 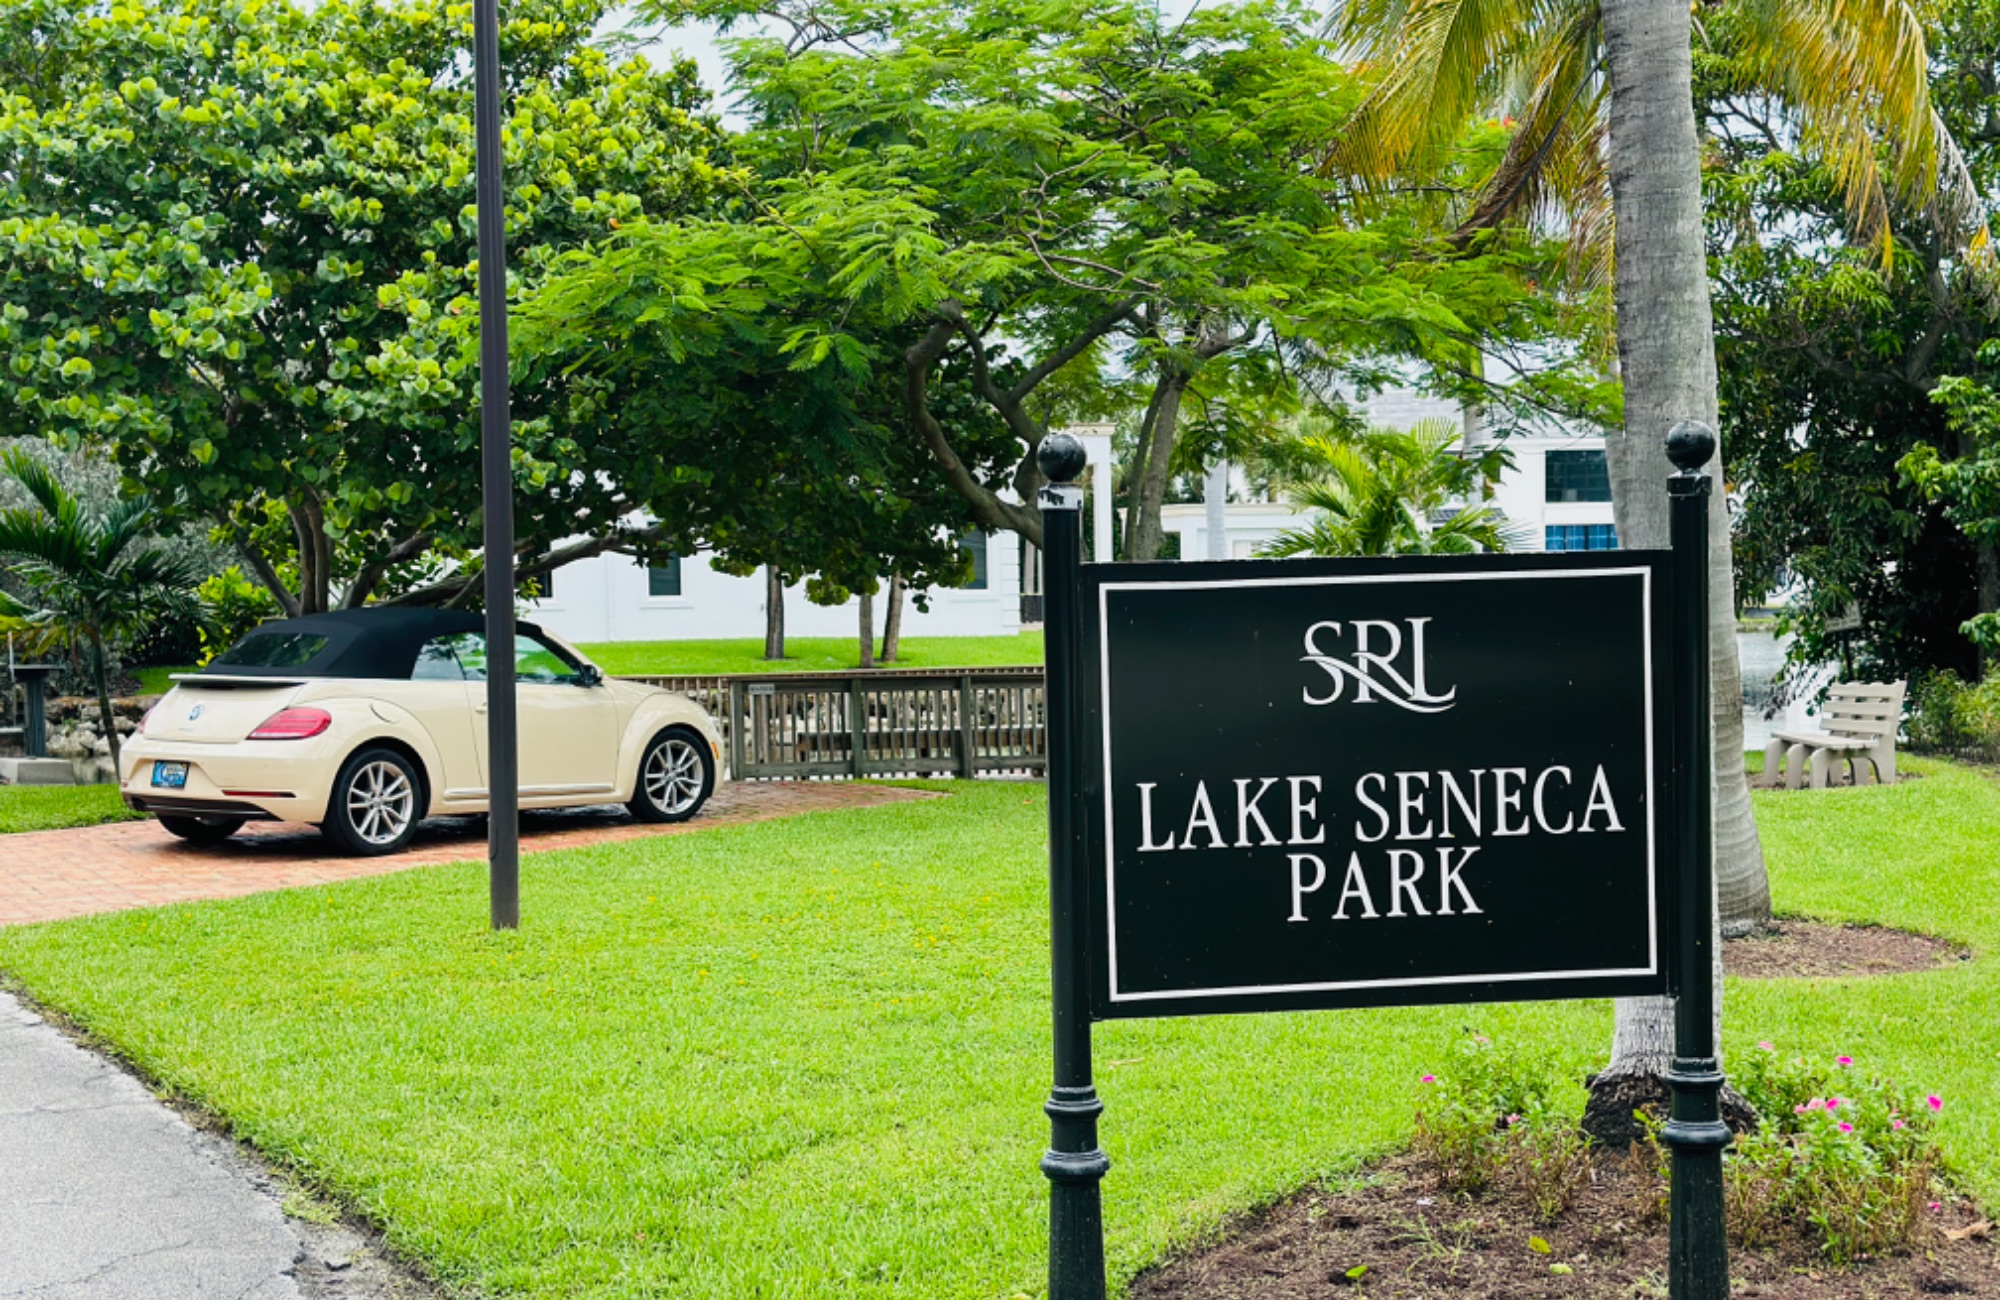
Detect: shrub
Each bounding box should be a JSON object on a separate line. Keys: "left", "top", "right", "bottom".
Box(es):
{"left": 1906, "top": 668, "right": 2000, "bottom": 761}
{"left": 1410, "top": 1032, "right": 1589, "bottom": 1220}
{"left": 197, "top": 567, "right": 280, "bottom": 664}
{"left": 1726, "top": 1044, "right": 1944, "bottom": 1265}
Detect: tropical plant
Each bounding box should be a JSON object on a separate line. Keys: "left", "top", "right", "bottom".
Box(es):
{"left": 1257, "top": 419, "right": 1522, "bottom": 557}
{"left": 1324, "top": 0, "right": 1994, "bottom": 1114}
{"left": 0, "top": 450, "right": 202, "bottom": 768}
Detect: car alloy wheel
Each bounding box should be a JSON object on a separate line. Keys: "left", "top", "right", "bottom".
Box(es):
{"left": 645, "top": 736, "right": 706, "bottom": 815}
{"left": 347, "top": 759, "right": 416, "bottom": 846}
{"left": 324, "top": 747, "right": 424, "bottom": 856}
{"left": 629, "top": 728, "right": 713, "bottom": 824}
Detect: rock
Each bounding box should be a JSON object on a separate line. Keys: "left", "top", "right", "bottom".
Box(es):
{"left": 91, "top": 735, "right": 113, "bottom": 757}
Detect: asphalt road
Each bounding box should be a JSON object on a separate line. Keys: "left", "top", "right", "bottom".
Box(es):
{"left": 0, "top": 990, "right": 305, "bottom": 1299}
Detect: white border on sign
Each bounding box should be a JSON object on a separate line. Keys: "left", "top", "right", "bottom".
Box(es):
{"left": 1097, "top": 566, "right": 1659, "bottom": 1004}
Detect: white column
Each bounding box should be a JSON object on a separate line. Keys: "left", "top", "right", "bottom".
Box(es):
{"left": 1069, "top": 427, "right": 1115, "bottom": 563}
{"left": 1204, "top": 458, "right": 1229, "bottom": 560}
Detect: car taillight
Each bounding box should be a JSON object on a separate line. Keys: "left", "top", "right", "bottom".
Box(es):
{"left": 248, "top": 707, "right": 333, "bottom": 740}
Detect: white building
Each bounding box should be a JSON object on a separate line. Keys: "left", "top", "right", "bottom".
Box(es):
{"left": 1162, "top": 390, "right": 1620, "bottom": 561}
{"left": 522, "top": 404, "right": 1615, "bottom": 644}
{"left": 522, "top": 540, "right": 1022, "bottom": 645}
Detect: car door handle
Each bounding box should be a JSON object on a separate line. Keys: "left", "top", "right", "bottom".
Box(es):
{"left": 474, "top": 701, "right": 488, "bottom": 714}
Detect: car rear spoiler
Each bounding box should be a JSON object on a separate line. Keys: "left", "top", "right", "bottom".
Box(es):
{"left": 169, "top": 673, "right": 310, "bottom": 688}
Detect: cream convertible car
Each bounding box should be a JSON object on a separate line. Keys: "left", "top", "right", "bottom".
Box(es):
{"left": 121, "top": 609, "right": 723, "bottom": 855}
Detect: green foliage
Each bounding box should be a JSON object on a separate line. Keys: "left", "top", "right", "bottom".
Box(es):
{"left": 1257, "top": 418, "right": 1521, "bottom": 557}
{"left": 0, "top": 448, "right": 201, "bottom": 761}
{"left": 0, "top": 0, "right": 717, "bottom": 612}
{"left": 195, "top": 565, "right": 279, "bottom": 665}
{"left": 1727, "top": 1045, "right": 1944, "bottom": 1264}
{"left": 1709, "top": 0, "right": 2000, "bottom": 681}
{"left": 535, "top": 0, "right": 1599, "bottom": 559}
{"left": 1905, "top": 667, "right": 2000, "bottom": 760}
{"left": 1409, "top": 1032, "right": 1589, "bottom": 1220}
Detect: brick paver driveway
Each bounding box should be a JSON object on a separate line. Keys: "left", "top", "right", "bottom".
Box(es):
{"left": 0, "top": 782, "right": 934, "bottom": 927}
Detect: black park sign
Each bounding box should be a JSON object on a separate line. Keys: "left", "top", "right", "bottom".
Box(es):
{"left": 1033, "top": 428, "right": 1731, "bottom": 1300}
{"left": 1081, "top": 552, "right": 1674, "bottom": 1018}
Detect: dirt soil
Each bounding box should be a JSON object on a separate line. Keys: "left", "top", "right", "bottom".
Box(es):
{"left": 1724, "top": 919, "right": 1970, "bottom": 980}
{"left": 1129, "top": 1151, "right": 2000, "bottom": 1300}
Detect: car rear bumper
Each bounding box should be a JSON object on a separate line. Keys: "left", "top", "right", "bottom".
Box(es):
{"left": 119, "top": 737, "right": 333, "bottom": 824}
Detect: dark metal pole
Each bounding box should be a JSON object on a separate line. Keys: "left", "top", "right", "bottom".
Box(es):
{"left": 17, "top": 667, "right": 51, "bottom": 759}
{"left": 1664, "top": 421, "right": 1729, "bottom": 1300}
{"left": 1037, "top": 432, "right": 1108, "bottom": 1300}
{"left": 473, "top": 0, "right": 519, "bottom": 930}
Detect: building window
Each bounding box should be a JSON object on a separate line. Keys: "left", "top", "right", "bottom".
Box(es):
{"left": 648, "top": 556, "right": 682, "bottom": 598}
{"left": 1545, "top": 450, "right": 1612, "bottom": 503}
{"left": 961, "top": 530, "right": 988, "bottom": 590}
{"left": 1545, "top": 523, "right": 1619, "bottom": 552}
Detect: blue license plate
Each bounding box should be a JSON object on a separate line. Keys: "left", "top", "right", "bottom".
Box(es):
{"left": 152, "top": 761, "right": 188, "bottom": 789}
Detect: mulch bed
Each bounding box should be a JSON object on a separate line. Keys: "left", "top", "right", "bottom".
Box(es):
{"left": 1132, "top": 922, "right": 1983, "bottom": 1298}
{"left": 1129, "top": 1151, "right": 1999, "bottom": 1299}
{"left": 1724, "top": 919, "right": 1971, "bottom": 980}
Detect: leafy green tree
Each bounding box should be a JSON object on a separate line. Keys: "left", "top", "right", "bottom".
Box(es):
{"left": 1326, "top": 0, "right": 1993, "bottom": 1097}
{"left": 1711, "top": 0, "right": 2000, "bottom": 682}
{"left": 0, "top": 0, "right": 718, "bottom": 614}
{"left": 1257, "top": 419, "right": 1518, "bottom": 557}
{"left": 556, "top": 0, "right": 1595, "bottom": 562}
{"left": 0, "top": 450, "right": 201, "bottom": 767}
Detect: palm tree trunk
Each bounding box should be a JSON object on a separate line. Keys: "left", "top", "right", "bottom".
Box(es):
{"left": 880, "top": 573, "right": 905, "bottom": 663}
{"left": 90, "top": 631, "right": 120, "bottom": 772}
{"left": 764, "top": 566, "right": 786, "bottom": 660}
{"left": 857, "top": 585, "right": 876, "bottom": 670}
{"left": 1592, "top": 0, "right": 1767, "bottom": 1121}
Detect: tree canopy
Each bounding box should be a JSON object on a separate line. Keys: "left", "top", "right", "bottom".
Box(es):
{"left": 0, "top": 0, "right": 718, "bottom": 613}
{"left": 530, "top": 0, "right": 1601, "bottom": 561}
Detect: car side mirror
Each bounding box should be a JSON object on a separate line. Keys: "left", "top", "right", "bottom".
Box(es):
{"left": 576, "top": 664, "right": 604, "bottom": 688}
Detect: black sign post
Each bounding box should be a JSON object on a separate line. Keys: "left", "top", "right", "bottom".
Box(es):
{"left": 1663, "top": 422, "right": 1729, "bottom": 1299}
{"left": 1037, "top": 433, "right": 1110, "bottom": 1300}
{"left": 472, "top": 0, "right": 519, "bottom": 930}
{"left": 1034, "top": 428, "right": 1728, "bottom": 1300}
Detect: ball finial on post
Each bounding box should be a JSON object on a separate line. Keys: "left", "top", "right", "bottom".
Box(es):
{"left": 1665, "top": 421, "right": 1717, "bottom": 474}
{"left": 1038, "top": 432, "right": 1089, "bottom": 486}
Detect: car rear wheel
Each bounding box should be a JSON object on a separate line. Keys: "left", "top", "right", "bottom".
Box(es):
{"left": 628, "top": 728, "right": 713, "bottom": 824}
{"left": 322, "top": 747, "right": 422, "bottom": 856}
{"left": 157, "top": 813, "right": 245, "bottom": 846}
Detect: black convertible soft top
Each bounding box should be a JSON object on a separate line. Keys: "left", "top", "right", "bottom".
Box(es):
{"left": 200, "top": 609, "right": 555, "bottom": 681}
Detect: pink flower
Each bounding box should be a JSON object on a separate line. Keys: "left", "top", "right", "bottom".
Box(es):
{"left": 1826, "top": 1098, "right": 1841, "bottom": 1111}
{"left": 1928, "top": 1095, "right": 1944, "bottom": 1112}
{"left": 1758, "top": 1041, "right": 1775, "bottom": 1051}
{"left": 1930, "top": 1201, "right": 1943, "bottom": 1212}
{"left": 1793, "top": 1104, "right": 1808, "bottom": 1114}
{"left": 1837, "top": 1122, "right": 1855, "bottom": 1133}
{"left": 1893, "top": 1120, "right": 1907, "bottom": 1130}
{"left": 1836, "top": 1056, "right": 1853, "bottom": 1067}
{"left": 1420, "top": 1074, "right": 1435, "bottom": 1084}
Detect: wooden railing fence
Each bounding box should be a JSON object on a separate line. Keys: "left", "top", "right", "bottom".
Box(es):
{"left": 618, "top": 666, "right": 1046, "bottom": 780}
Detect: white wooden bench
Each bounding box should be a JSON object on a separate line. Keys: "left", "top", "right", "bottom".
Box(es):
{"left": 1763, "top": 681, "right": 1905, "bottom": 790}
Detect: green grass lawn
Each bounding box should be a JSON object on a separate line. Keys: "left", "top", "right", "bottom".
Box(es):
{"left": 578, "top": 633, "right": 1043, "bottom": 676}
{"left": 0, "top": 783, "right": 142, "bottom": 833}
{"left": 0, "top": 762, "right": 1992, "bottom": 1298}
{"left": 134, "top": 664, "right": 185, "bottom": 695}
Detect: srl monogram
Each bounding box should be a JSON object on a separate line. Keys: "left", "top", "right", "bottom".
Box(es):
{"left": 1299, "top": 617, "right": 1456, "bottom": 714}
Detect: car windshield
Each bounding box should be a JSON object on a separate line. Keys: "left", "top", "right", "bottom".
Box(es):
{"left": 213, "top": 631, "right": 330, "bottom": 669}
